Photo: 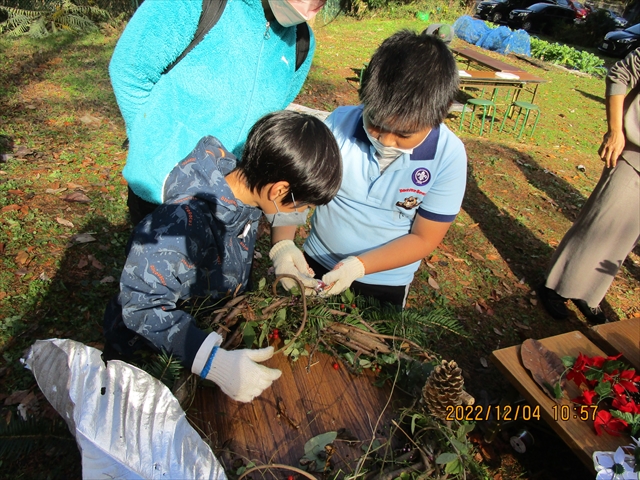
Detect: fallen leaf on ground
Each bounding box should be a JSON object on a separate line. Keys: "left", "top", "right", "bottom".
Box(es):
{"left": 7, "top": 189, "right": 23, "bottom": 195}
{"left": 480, "top": 357, "right": 488, "bottom": 368}
{"left": 486, "top": 254, "right": 500, "bottom": 261}
{"left": 529, "top": 298, "right": 538, "bottom": 306}
{"left": 15, "top": 250, "right": 30, "bottom": 266}
{"left": 493, "top": 327, "right": 503, "bottom": 336}
{"left": 56, "top": 217, "right": 74, "bottom": 228}
{"left": 514, "top": 322, "right": 531, "bottom": 330}
{"left": 77, "top": 257, "right": 88, "bottom": 269}
{"left": 1, "top": 204, "right": 20, "bottom": 213}
{"left": 87, "top": 255, "right": 104, "bottom": 270}
{"left": 70, "top": 233, "right": 96, "bottom": 244}
{"left": 63, "top": 191, "right": 91, "bottom": 203}
{"left": 46, "top": 187, "right": 68, "bottom": 194}
{"left": 100, "top": 276, "right": 115, "bottom": 283}
{"left": 67, "top": 182, "right": 86, "bottom": 191}
{"left": 428, "top": 276, "right": 440, "bottom": 290}
{"left": 469, "top": 251, "right": 484, "bottom": 261}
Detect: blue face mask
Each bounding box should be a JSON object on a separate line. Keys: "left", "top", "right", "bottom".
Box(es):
{"left": 264, "top": 195, "right": 309, "bottom": 227}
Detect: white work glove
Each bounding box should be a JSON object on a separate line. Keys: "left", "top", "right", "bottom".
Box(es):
{"left": 192, "top": 332, "right": 282, "bottom": 403}
{"left": 269, "top": 240, "right": 320, "bottom": 292}
{"left": 321, "top": 256, "right": 365, "bottom": 296}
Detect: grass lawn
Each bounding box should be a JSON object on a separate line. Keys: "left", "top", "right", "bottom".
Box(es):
{"left": 0, "top": 13, "right": 638, "bottom": 480}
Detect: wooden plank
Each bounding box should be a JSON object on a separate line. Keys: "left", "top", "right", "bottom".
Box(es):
{"left": 591, "top": 317, "right": 640, "bottom": 371}
{"left": 491, "top": 331, "right": 629, "bottom": 471}
{"left": 188, "top": 348, "right": 403, "bottom": 476}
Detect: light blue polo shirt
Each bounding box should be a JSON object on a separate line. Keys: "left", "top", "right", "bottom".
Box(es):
{"left": 304, "top": 105, "right": 467, "bottom": 286}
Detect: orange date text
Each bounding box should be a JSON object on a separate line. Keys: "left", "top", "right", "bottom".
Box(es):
{"left": 445, "top": 404, "right": 541, "bottom": 422}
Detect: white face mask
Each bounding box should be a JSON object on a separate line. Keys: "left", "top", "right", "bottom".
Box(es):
{"left": 267, "top": 0, "right": 325, "bottom": 27}
{"left": 263, "top": 195, "right": 309, "bottom": 227}
{"left": 364, "top": 127, "right": 414, "bottom": 165}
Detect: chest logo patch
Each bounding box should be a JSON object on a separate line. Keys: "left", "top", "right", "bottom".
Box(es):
{"left": 396, "top": 196, "right": 422, "bottom": 210}
{"left": 412, "top": 168, "right": 431, "bottom": 186}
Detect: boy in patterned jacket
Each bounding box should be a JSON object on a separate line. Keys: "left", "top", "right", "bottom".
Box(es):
{"left": 103, "top": 111, "right": 341, "bottom": 403}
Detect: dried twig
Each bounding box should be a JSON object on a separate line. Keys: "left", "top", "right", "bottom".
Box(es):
{"left": 238, "top": 463, "right": 318, "bottom": 480}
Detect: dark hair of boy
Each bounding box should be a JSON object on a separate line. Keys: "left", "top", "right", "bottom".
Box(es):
{"left": 237, "top": 110, "right": 342, "bottom": 206}
{"left": 359, "top": 30, "right": 459, "bottom": 133}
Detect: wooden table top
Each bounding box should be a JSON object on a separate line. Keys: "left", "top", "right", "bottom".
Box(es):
{"left": 452, "top": 46, "right": 524, "bottom": 72}
{"left": 189, "top": 348, "right": 402, "bottom": 474}
{"left": 591, "top": 317, "right": 640, "bottom": 370}
{"left": 491, "top": 331, "right": 631, "bottom": 471}
{"left": 459, "top": 69, "right": 548, "bottom": 85}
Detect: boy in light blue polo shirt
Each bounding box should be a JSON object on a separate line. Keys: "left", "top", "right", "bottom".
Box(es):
{"left": 269, "top": 30, "right": 467, "bottom": 307}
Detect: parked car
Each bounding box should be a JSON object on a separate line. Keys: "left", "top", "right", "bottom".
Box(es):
{"left": 567, "top": 0, "right": 588, "bottom": 19}
{"left": 603, "top": 9, "right": 629, "bottom": 28}
{"left": 598, "top": 23, "right": 640, "bottom": 57}
{"left": 508, "top": 2, "right": 577, "bottom": 32}
{"left": 475, "top": 0, "right": 551, "bottom": 23}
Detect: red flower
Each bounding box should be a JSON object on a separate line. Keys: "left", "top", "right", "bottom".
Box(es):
{"left": 573, "top": 389, "right": 598, "bottom": 405}
{"left": 606, "top": 353, "right": 623, "bottom": 361}
{"left": 573, "top": 353, "right": 591, "bottom": 371}
{"left": 591, "top": 356, "right": 606, "bottom": 368}
{"left": 567, "top": 369, "right": 587, "bottom": 387}
{"left": 612, "top": 396, "right": 640, "bottom": 414}
{"left": 594, "top": 410, "right": 628, "bottom": 436}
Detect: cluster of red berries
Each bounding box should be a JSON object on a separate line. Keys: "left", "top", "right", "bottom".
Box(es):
{"left": 267, "top": 328, "right": 280, "bottom": 340}
{"left": 339, "top": 303, "right": 357, "bottom": 310}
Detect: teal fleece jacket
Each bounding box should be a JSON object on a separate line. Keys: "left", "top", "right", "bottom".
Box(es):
{"left": 109, "top": 0, "right": 315, "bottom": 203}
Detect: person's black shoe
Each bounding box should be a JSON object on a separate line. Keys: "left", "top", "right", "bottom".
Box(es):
{"left": 538, "top": 284, "right": 570, "bottom": 320}
{"left": 571, "top": 299, "right": 608, "bottom": 324}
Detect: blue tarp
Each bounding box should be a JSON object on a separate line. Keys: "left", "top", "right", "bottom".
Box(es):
{"left": 453, "top": 15, "right": 531, "bottom": 56}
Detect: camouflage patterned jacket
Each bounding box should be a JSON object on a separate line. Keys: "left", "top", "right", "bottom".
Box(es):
{"left": 117, "top": 136, "right": 262, "bottom": 369}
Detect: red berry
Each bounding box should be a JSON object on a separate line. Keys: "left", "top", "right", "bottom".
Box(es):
{"left": 340, "top": 304, "right": 345, "bottom": 309}
{"left": 268, "top": 333, "right": 273, "bottom": 339}
{"left": 287, "top": 476, "right": 295, "bottom": 480}
{"left": 273, "top": 332, "right": 279, "bottom": 339}
{"left": 273, "top": 328, "right": 279, "bottom": 335}
{"left": 351, "top": 303, "right": 356, "bottom": 309}
{"left": 332, "top": 362, "right": 340, "bottom": 370}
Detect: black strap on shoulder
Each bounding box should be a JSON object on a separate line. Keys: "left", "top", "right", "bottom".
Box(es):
{"left": 295, "top": 22, "right": 310, "bottom": 71}
{"left": 163, "top": 0, "right": 228, "bottom": 75}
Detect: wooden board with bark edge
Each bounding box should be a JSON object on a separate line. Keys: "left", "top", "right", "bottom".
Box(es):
{"left": 491, "top": 331, "right": 630, "bottom": 471}
{"left": 591, "top": 317, "right": 640, "bottom": 371}
{"left": 188, "top": 348, "right": 405, "bottom": 477}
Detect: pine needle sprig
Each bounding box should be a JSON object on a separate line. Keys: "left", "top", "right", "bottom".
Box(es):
{"left": 0, "top": 417, "right": 74, "bottom": 459}
{"left": 142, "top": 352, "right": 183, "bottom": 389}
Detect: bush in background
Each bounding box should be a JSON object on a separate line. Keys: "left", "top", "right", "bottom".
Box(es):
{"left": 530, "top": 37, "right": 607, "bottom": 76}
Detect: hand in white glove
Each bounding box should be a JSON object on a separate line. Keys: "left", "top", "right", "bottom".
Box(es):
{"left": 320, "top": 256, "right": 365, "bottom": 296}
{"left": 192, "top": 333, "right": 282, "bottom": 402}
{"left": 269, "top": 240, "right": 320, "bottom": 292}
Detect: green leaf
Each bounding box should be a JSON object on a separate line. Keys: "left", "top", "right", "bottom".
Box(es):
{"left": 457, "top": 422, "right": 475, "bottom": 438}
{"left": 411, "top": 413, "right": 419, "bottom": 435}
{"left": 303, "top": 431, "right": 337, "bottom": 455}
{"left": 553, "top": 382, "right": 563, "bottom": 399}
{"left": 358, "top": 358, "right": 371, "bottom": 368}
{"left": 274, "top": 308, "right": 287, "bottom": 327}
{"left": 242, "top": 322, "right": 256, "bottom": 348}
{"left": 444, "top": 458, "right": 464, "bottom": 474}
{"left": 258, "top": 278, "right": 266, "bottom": 291}
{"left": 594, "top": 381, "right": 612, "bottom": 397}
{"left": 450, "top": 437, "right": 468, "bottom": 454}
{"left": 561, "top": 355, "right": 576, "bottom": 368}
{"left": 435, "top": 452, "right": 458, "bottom": 464}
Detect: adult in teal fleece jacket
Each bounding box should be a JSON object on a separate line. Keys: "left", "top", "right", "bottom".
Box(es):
{"left": 109, "top": 0, "right": 317, "bottom": 212}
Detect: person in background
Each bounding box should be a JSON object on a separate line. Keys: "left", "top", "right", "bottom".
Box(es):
{"left": 269, "top": 30, "right": 467, "bottom": 308}
{"left": 109, "top": 0, "right": 333, "bottom": 225}
{"left": 538, "top": 48, "right": 640, "bottom": 324}
{"left": 103, "top": 111, "right": 342, "bottom": 403}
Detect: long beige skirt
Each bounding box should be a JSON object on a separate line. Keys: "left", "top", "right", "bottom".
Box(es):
{"left": 545, "top": 159, "right": 640, "bottom": 307}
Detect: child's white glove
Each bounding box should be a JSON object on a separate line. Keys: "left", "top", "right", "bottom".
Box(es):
{"left": 192, "top": 332, "right": 282, "bottom": 403}
{"left": 320, "top": 256, "right": 365, "bottom": 296}
{"left": 269, "top": 240, "right": 319, "bottom": 291}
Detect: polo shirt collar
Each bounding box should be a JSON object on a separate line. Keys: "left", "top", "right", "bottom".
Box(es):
{"left": 353, "top": 112, "right": 441, "bottom": 161}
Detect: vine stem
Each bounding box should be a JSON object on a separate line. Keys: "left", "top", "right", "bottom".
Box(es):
{"left": 272, "top": 274, "right": 308, "bottom": 355}
{"left": 237, "top": 463, "right": 318, "bottom": 480}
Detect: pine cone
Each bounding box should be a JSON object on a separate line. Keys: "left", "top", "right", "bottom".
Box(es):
{"left": 422, "top": 359, "right": 474, "bottom": 420}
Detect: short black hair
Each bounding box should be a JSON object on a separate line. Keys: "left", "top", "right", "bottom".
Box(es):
{"left": 237, "top": 110, "right": 342, "bottom": 206}
{"left": 359, "top": 30, "right": 459, "bottom": 132}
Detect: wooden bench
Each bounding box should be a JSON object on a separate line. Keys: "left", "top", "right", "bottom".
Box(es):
{"left": 591, "top": 317, "right": 640, "bottom": 371}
